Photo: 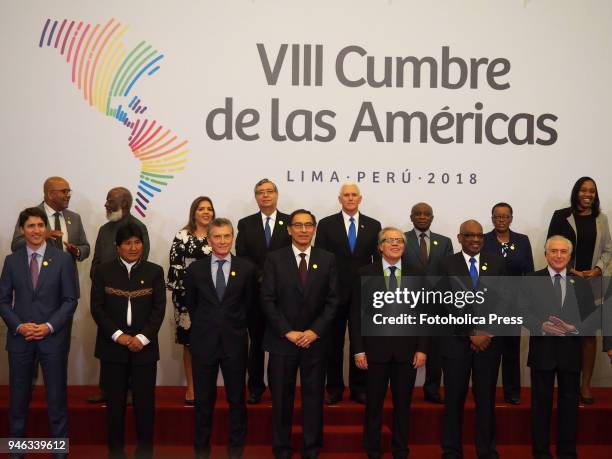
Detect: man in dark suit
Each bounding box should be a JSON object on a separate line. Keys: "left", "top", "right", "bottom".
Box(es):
{"left": 235, "top": 178, "right": 292, "bottom": 404}
{"left": 315, "top": 183, "right": 381, "bottom": 405}
{"left": 184, "top": 218, "right": 256, "bottom": 459}
{"left": 88, "top": 186, "right": 150, "bottom": 404}
{"left": 262, "top": 209, "right": 338, "bottom": 459}
{"left": 402, "top": 202, "right": 453, "bottom": 404}
{"left": 90, "top": 223, "right": 165, "bottom": 459}
{"left": 350, "top": 227, "right": 429, "bottom": 459}
{"left": 438, "top": 220, "right": 506, "bottom": 459}
{"left": 11, "top": 176, "right": 90, "bottom": 297}
{"left": 519, "top": 235, "right": 596, "bottom": 459}
{"left": 1, "top": 207, "right": 77, "bottom": 459}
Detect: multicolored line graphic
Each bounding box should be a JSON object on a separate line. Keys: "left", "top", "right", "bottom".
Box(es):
{"left": 38, "top": 18, "right": 188, "bottom": 217}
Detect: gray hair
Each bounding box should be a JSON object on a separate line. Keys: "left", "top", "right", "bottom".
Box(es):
{"left": 545, "top": 235, "right": 573, "bottom": 253}
{"left": 339, "top": 182, "right": 361, "bottom": 196}
{"left": 377, "top": 226, "right": 406, "bottom": 245}
{"left": 253, "top": 178, "right": 278, "bottom": 195}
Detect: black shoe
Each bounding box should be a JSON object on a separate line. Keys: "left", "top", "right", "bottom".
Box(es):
{"left": 246, "top": 393, "right": 262, "bottom": 404}
{"left": 580, "top": 395, "right": 594, "bottom": 405}
{"left": 184, "top": 398, "right": 195, "bottom": 406}
{"left": 504, "top": 397, "right": 521, "bottom": 405}
{"left": 350, "top": 392, "right": 366, "bottom": 404}
{"left": 87, "top": 392, "right": 106, "bottom": 404}
{"left": 424, "top": 393, "right": 444, "bottom": 404}
{"left": 325, "top": 393, "right": 343, "bottom": 405}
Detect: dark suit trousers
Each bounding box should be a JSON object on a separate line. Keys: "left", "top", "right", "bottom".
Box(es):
{"left": 530, "top": 368, "right": 579, "bottom": 459}
{"left": 499, "top": 336, "right": 521, "bottom": 399}
{"left": 193, "top": 352, "right": 247, "bottom": 454}
{"left": 269, "top": 349, "right": 325, "bottom": 459}
{"left": 441, "top": 340, "right": 501, "bottom": 459}
{"left": 102, "top": 359, "right": 156, "bottom": 459}
{"left": 423, "top": 336, "right": 442, "bottom": 398}
{"left": 9, "top": 346, "right": 68, "bottom": 445}
{"left": 364, "top": 361, "right": 417, "bottom": 459}
{"left": 247, "top": 299, "right": 267, "bottom": 396}
{"left": 326, "top": 300, "right": 366, "bottom": 397}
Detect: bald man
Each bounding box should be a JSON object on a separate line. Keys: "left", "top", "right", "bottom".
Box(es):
{"left": 438, "top": 220, "right": 506, "bottom": 459}
{"left": 402, "top": 202, "right": 453, "bottom": 404}
{"left": 11, "top": 176, "right": 90, "bottom": 297}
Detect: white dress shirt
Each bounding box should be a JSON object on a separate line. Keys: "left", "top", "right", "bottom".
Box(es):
{"left": 292, "top": 244, "right": 312, "bottom": 268}
{"left": 44, "top": 202, "right": 68, "bottom": 251}
{"left": 342, "top": 211, "right": 359, "bottom": 237}
{"left": 261, "top": 210, "right": 278, "bottom": 237}
{"left": 111, "top": 259, "right": 149, "bottom": 346}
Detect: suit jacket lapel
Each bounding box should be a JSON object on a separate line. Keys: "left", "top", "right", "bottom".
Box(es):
{"left": 35, "top": 249, "right": 55, "bottom": 293}
{"left": 203, "top": 257, "right": 219, "bottom": 303}
{"left": 269, "top": 212, "right": 288, "bottom": 247}
{"left": 406, "top": 231, "right": 424, "bottom": 268}
{"left": 20, "top": 249, "right": 34, "bottom": 292}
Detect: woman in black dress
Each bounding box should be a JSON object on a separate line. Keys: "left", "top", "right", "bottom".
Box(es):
{"left": 167, "top": 196, "right": 215, "bottom": 404}
{"left": 547, "top": 177, "right": 612, "bottom": 404}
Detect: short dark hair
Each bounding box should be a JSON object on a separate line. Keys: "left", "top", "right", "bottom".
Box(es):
{"left": 491, "top": 202, "right": 513, "bottom": 216}
{"left": 570, "top": 176, "right": 600, "bottom": 217}
{"left": 115, "top": 223, "right": 144, "bottom": 246}
{"left": 208, "top": 217, "right": 234, "bottom": 235}
{"left": 289, "top": 209, "right": 317, "bottom": 226}
{"left": 19, "top": 207, "right": 48, "bottom": 228}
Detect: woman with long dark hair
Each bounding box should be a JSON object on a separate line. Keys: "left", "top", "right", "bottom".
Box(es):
{"left": 167, "top": 196, "right": 215, "bottom": 404}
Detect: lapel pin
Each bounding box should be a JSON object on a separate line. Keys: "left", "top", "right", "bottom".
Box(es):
{"left": 67, "top": 219, "right": 72, "bottom": 225}
{"left": 570, "top": 278, "right": 575, "bottom": 284}
{"left": 42, "top": 261, "right": 49, "bottom": 267}
{"left": 312, "top": 264, "right": 318, "bottom": 270}
{"left": 433, "top": 240, "right": 439, "bottom": 246}
{"left": 140, "top": 280, "right": 144, "bottom": 284}
{"left": 360, "top": 224, "right": 364, "bottom": 229}
{"left": 278, "top": 221, "right": 284, "bottom": 226}
{"left": 231, "top": 271, "right": 236, "bottom": 277}
{"left": 510, "top": 244, "right": 515, "bottom": 251}
{"left": 481, "top": 264, "right": 488, "bottom": 271}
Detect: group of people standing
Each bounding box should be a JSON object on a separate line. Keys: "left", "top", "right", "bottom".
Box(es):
{"left": 1, "top": 175, "right": 611, "bottom": 459}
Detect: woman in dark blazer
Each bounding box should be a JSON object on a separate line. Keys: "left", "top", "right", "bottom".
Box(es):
{"left": 483, "top": 202, "right": 534, "bottom": 405}
{"left": 547, "top": 176, "right": 612, "bottom": 404}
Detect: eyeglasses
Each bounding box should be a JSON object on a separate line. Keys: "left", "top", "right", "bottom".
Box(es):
{"left": 460, "top": 233, "right": 484, "bottom": 239}
{"left": 290, "top": 222, "right": 315, "bottom": 230}
{"left": 255, "top": 189, "right": 276, "bottom": 196}
{"left": 50, "top": 188, "right": 72, "bottom": 195}
{"left": 492, "top": 215, "right": 512, "bottom": 221}
{"left": 382, "top": 237, "right": 405, "bottom": 244}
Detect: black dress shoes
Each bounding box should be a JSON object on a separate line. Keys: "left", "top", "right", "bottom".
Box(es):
{"left": 324, "top": 393, "right": 343, "bottom": 405}
{"left": 504, "top": 397, "right": 521, "bottom": 405}
{"left": 424, "top": 393, "right": 444, "bottom": 404}
{"left": 350, "top": 392, "right": 367, "bottom": 404}
{"left": 246, "top": 393, "right": 262, "bottom": 404}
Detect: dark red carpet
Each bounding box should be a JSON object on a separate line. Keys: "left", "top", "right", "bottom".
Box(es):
{"left": 0, "top": 386, "right": 610, "bottom": 457}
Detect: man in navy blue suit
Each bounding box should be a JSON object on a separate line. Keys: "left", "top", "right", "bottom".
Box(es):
{"left": 0, "top": 207, "right": 77, "bottom": 458}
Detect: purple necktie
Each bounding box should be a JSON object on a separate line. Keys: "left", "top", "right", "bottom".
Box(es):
{"left": 298, "top": 253, "right": 308, "bottom": 287}
{"left": 30, "top": 253, "right": 39, "bottom": 289}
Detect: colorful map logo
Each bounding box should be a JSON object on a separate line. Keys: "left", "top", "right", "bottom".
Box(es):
{"left": 39, "top": 18, "right": 188, "bottom": 217}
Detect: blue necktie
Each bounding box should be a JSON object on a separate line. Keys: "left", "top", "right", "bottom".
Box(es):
{"left": 216, "top": 259, "right": 227, "bottom": 301}
{"left": 469, "top": 257, "right": 478, "bottom": 289}
{"left": 388, "top": 266, "right": 398, "bottom": 291}
{"left": 264, "top": 216, "right": 272, "bottom": 247}
{"left": 348, "top": 217, "right": 357, "bottom": 253}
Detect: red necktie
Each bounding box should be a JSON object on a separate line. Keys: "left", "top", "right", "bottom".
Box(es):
{"left": 30, "top": 253, "right": 39, "bottom": 289}
{"left": 298, "top": 253, "right": 308, "bottom": 287}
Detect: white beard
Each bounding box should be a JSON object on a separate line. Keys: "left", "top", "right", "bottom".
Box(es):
{"left": 106, "top": 209, "right": 123, "bottom": 222}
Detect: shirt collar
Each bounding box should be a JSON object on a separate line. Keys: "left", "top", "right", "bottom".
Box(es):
{"left": 212, "top": 253, "right": 232, "bottom": 264}
{"left": 462, "top": 251, "right": 480, "bottom": 264}
{"left": 548, "top": 266, "right": 567, "bottom": 279}
{"left": 120, "top": 257, "right": 137, "bottom": 270}
{"left": 414, "top": 228, "right": 431, "bottom": 239}
{"left": 382, "top": 257, "right": 401, "bottom": 272}
{"left": 292, "top": 244, "right": 312, "bottom": 258}
{"left": 26, "top": 242, "right": 47, "bottom": 259}
{"left": 261, "top": 210, "right": 277, "bottom": 222}
{"left": 43, "top": 202, "right": 62, "bottom": 217}
{"left": 342, "top": 210, "right": 359, "bottom": 224}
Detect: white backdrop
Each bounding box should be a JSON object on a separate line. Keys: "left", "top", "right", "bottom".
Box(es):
{"left": 1, "top": 0, "right": 611, "bottom": 386}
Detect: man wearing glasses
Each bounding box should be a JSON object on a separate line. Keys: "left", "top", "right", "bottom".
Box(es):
{"left": 261, "top": 209, "right": 338, "bottom": 459}
{"left": 11, "top": 176, "right": 90, "bottom": 297}
{"left": 235, "top": 178, "right": 292, "bottom": 404}
{"left": 438, "top": 220, "right": 506, "bottom": 459}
